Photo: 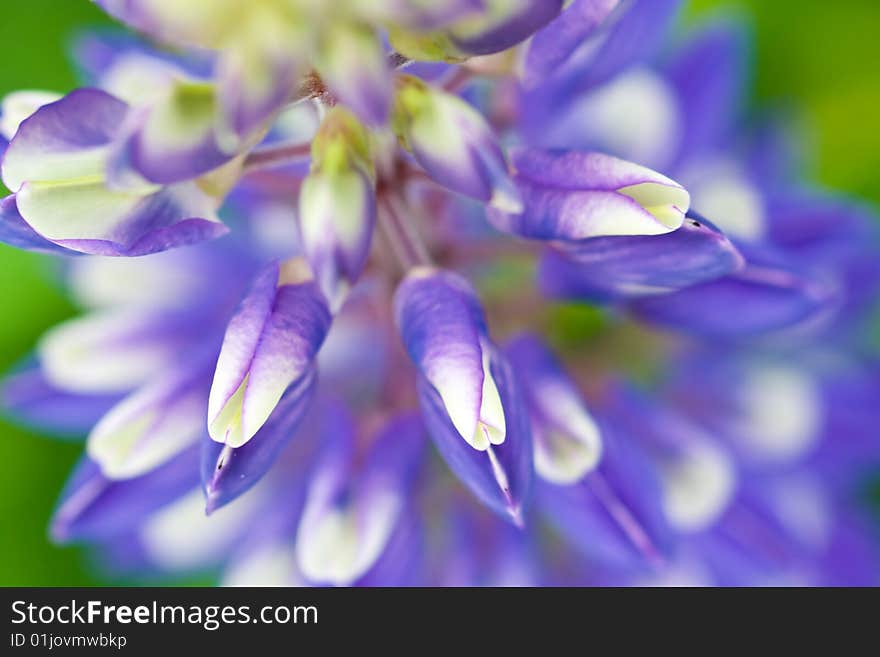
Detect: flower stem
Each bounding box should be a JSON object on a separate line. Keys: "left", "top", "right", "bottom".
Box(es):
{"left": 442, "top": 67, "right": 475, "bottom": 94}
{"left": 378, "top": 193, "right": 432, "bottom": 271}
{"left": 588, "top": 471, "right": 666, "bottom": 570}
{"left": 242, "top": 141, "right": 312, "bottom": 173}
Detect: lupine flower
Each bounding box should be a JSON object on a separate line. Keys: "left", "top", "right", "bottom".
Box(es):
{"left": 395, "top": 267, "right": 533, "bottom": 523}
{"left": 1, "top": 89, "right": 227, "bottom": 256}
{"left": 392, "top": 75, "right": 521, "bottom": 211}
{"left": 1, "top": 0, "right": 878, "bottom": 588}
{"left": 488, "top": 148, "right": 690, "bottom": 241}
{"left": 298, "top": 107, "right": 376, "bottom": 310}
{"left": 504, "top": 333, "right": 602, "bottom": 484}
{"left": 207, "top": 258, "right": 330, "bottom": 448}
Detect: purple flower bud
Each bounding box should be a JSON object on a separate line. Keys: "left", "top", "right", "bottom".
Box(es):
{"left": 393, "top": 76, "right": 521, "bottom": 211}
{"left": 202, "top": 367, "right": 317, "bottom": 513}
{"left": 395, "top": 267, "right": 504, "bottom": 450}
{"left": 395, "top": 267, "right": 533, "bottom": 522}
{"left": 418, "top": 346, "right": 533, "bottom": 524}
{"left": 488, "top": 148, "right": 690, "bottom": 242}
{"left": 505, "top": 333, "right": 602, "bottom": 484}
{"left": 299, "top": 108, "right": 376, "bottom": 311}
{"left": 295, "top": 407, "right": 425, "bottom": 585}
{"left": 208, "top": 259, "right": 332, "bottom": 447}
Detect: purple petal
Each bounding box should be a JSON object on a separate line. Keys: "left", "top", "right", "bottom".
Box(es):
{"left": 602, "top": 383, "right": 737, "bottom": 533}
{"left": 217, "top": 46, "right": 300, "bottom": 139}
{"left": 208, "top": 264, "right": 280, "bottom": 425}
{"left": 38, "top": 308, "right": 217, "bottom": 395}
{"left": 419, "top": 345, "right": 533, "bottom": 524}
{"left": 51, "top": 446, "right": 199, "bottom": 543}
{"left": 202, "top": 367, "right": 317, "bottom": 513}
{"left": 87, "top": 361, "right": 212, "bottom": 479}
{"left": 629, "top": 247, "right": 840, "bottom": 338}
{"left": 242, "top": 280, "right": 331, "bottom": 437}
{"left": 0, "top": 195, "right": 79, "bottom": 255}
{"left": 507, "top": 147, "right": 682, "bottom": 191}
{"left": 208, "top": 260, "right": 332, "bottom": 446}
{"left": 395, "top": 268, "right": 488, "bottom": 447}
{"left": 563, "top": 0, "right": 682, "bottom": 94}
{"left": 524, "top": 0, "right": 622, "bottom": 88}
{"left": 296, "top": 408, "right": 426, "bottom": 586}
{"left": 354, "top": 509, "right": 424, "bottom": 586}
{"left": 45, "top": 185, "right": 229, "bottom": 257}
{"left": 537, "top": 416, "right": 672, "bottom": 571}
{"left": 449, "top": 1, "right": 564, "bottom": 56}
{"left": 666, "top": 20, "right": 749, "bottom": 167}
{"left": 1, "top": 366, "right": 121, "bottom": 439}
{"left": 1, "top": 88, "right": 126, "bottom": 192}
{"left": 111, "top": 104, "right": 233, "bottom": 185}
{"left": 538, "top": 212, "right": 744, "bottom": 301}
{"left": 490, "top": 149, "right": 689, "bottom": 240}
{"left": 504, "top": 333, "right": 602, "bottom": 484}
{"left": 299, "top": 167, "right": 376, "bottom": 311}
{"left": 518, "top": 0, "right": 682, "bottom": 118}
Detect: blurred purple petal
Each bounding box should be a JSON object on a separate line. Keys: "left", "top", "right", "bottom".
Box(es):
{"left": 538, "top": 212, "right": 743, "bottom": 300}
{"left": 1, "top": 366, "right": 121, "bottom": 439}
{"left": 524, "top": 0, "right": 621, "bottom": 88}
{"left": 666, "top": 20, "right": 749, "bottom": 166}
{"left": 629, "top": 248, "right": 840, "bottom": 338}
{"left": 449, "top": 1, "right": 564, "bottom": 56}
{"left": 87, "top": 362, "right": 212, "bottom": 479}
{"left": 537, "top": 415, "right": 672, "bottom": 571}
{"left": 51, "top": 446, "right": 199, "bottom": 543}
{"left": 505, "top": 333, "right": 602, "bottom": 484}
{"left": 296, "top": 408, "right": 426, "bottom": 585}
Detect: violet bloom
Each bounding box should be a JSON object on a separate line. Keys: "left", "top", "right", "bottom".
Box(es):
{"left": 1, "top": 1, "right": 878, "bottom": 587}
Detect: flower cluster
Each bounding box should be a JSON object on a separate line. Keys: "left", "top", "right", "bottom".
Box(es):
{"left": 1, "top": 0, "right": 878, "bottom": 585}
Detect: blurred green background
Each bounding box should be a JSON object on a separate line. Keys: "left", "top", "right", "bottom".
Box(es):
{"left": 0, "top": 0, "right": 878, "bottom": 585}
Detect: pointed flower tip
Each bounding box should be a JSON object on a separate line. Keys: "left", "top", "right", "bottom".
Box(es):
{"left": 490, "top": 184, "right": 523, "bottom": 214}
{"left": 203, "top": 489, "right": 223, "bottom": 516}
{"left": 616, "top": 180, "right": 690, "bottom": 233}
{"left": 48, "top": 517, "right": 72, "bottom": 544}
{"left": 508, "top": 505, "right": 525, "bottom": 529}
